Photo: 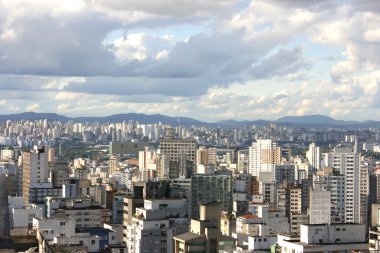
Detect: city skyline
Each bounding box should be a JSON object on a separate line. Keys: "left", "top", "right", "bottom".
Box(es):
{"left": 1, "top": 0, "right": 380, "bottom": 121}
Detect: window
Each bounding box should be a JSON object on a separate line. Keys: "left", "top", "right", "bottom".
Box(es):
{"left": 60, "top": 222, "right": 66, "bottom": 226}
{"left": 91, "top": 240, "right": 96, "bottom": 245}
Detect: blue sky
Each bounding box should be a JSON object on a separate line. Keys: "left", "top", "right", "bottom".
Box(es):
{"left": 0, "top": 0, "right": 380, "bottom": 122}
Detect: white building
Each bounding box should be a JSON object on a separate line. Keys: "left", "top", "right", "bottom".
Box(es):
{"left": 249, "top": 139, "right": 281, "bottom": 178}
{"left": 46, "top": 197, "right": 111, "bottom": 228}
{"left": 34, "top": 215, "right": 125, "bottom": 253}
{"left": 323, "top": 148, "right": 361, "bottom": 223}
{"left": 233, "top": 205, "right": 289, "bottom": 251}
{"left": 126, "top": 199, "right": 189, "bottom": 253}
{"left": 0, "top": 148, "right": 14, "bottom": 160}
{"left": 278, "top": 223, "right": 368, "bottom": 253}
{"left": 8, "top": 196, "right": 43, "bottom": 229}
{"left": 306, "top": 143, "right": 320, "bottom": 172}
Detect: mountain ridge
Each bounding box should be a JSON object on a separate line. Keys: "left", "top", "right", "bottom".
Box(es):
{"left": 0, "top": 112, "right": 379, "bottom": 128}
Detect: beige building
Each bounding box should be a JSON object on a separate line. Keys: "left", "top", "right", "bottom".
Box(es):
{"left": 360, "top": 164, "right": 369, "bottom": 225}
{"left": 249, "top": 139, "right": 281, "bottom": 178}
{"left": 108, "top": 155, "right": 120, "bottom": 175}
{"left": 173, "top": 201, "right": 235, "bottom": 253}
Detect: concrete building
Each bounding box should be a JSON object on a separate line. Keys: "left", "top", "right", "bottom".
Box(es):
{"left": 277, "top": 187, "right": 301, "bottom": 218}
{"left": 323, "top": 148, "right": 361, "bottom": 223}
{"left": 46, "top": 197, "right": 111, "bottom": 228}
{"left": 126, "top": 199, "right": 189, "bottom": 253}
{"left": 370, "top": 203, "right": 380, "bottom": 251}
{"left": 235, "top": 205, "right": 289, "bottom": 251}
{"left": 248, "top": 139, "right": 281, "bottom": 178}
{"left": 306, "top": 143, "right": 320, "bottom": 172}
{"left": 309, "top": 183, "right": 331, "bottom": 224}
{"left": 109, "top": 155, "right": 120, "bottom": 175}
{"left": 34, "top": 215, "right": 125, "bottom": 253}
{"left": 258, "top": 172, "right": 276, "bottom": 207}
{"left": 274, "top": 164, "right": 296, "bottom": 187}
{"left": 8, "top": 197, "right": 43, "bottom": 229}
{"left": 0, "top": 147, "right": 14, "bottom": 160}
{"left": 21, "top": 146, "right": 52, "bottom": 203}
{"left": 313, "top": 167, "right": 345, "bottom": 221}
{"left": 370, "top": 168, "right": 380, "bottom": 204}
{"left": 360, "top": 164, "right": 369, "bottom": 226}
{"left": 109, "top": 141, "right": 149, "bottom": 156}
{"left": 278, "top": 223, "right": 368, "bottom": 253}
{"left": 190, "top": 174, "right": 232, "bottom": 219}
{"left": 173, "top": 201, "right": 235, "bottom": 253}
{"left": 159, "top": 137, "right": 196, "bottom": 179}
{"left": 51, "top": 162, "right": 70, "bottom": 188}
{"left": 138, "top": 147, "right": 157, "bottom": 172}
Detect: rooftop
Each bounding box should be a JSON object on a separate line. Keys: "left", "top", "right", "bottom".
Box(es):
{"left": 239, "top": 215, "right": 260, "bottom": 219}
{"left": 173, "top": 232, "right": 205, "bottom": 242}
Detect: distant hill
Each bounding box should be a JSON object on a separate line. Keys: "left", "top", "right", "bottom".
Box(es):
{"left": 277, "top": 115, "right": 337, "bottom": 124}
{"left": 0, "top": 112, "right": 69, "bottom": 122}
{"left": 0, "top": 112, "right": 379, "bottom": 129}
{"left": 276, "top": 114, "right": 359, "bottom": 126}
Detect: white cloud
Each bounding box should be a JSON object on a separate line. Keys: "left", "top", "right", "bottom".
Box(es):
{"left": 25, "top": 103, "right": 39, "bottom": 112}
{"left": 0, "top": 0, "right": 379, "bottom": 121}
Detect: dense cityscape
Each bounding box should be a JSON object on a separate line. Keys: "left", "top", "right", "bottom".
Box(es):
{"left": 2, "top": 0, "right": 380, "bottom": 252}
{"left": 0, "top": 114, "right": 380, "bottom": 252}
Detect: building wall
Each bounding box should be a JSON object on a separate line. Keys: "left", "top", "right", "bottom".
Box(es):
{"left": 300, "top": 224, "right": 366, "bottom": 244}
{"left": 190, "top": 175, "right": 232, "bottom": 219}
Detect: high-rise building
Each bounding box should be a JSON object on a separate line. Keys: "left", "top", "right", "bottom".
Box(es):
{"left": 248, "top": 139, "right": 281, "bottom": 178}
{"left": 22, "top": 146, "right": 51, "bottom": 203}
{"left": 370, "top": 167, "right": 380, "bottom": 204}
{"left": 309, "top": 183, "right": 331, "bottom": 224}
{"left": 190, "top": 174, "right": 232, "bottom": 219}
{"left": 306, "top": 143, "right": 321, "bottom": 172}
{"left": 109, "top": 155, "right": 120, "bottom": 175}
{"left": 324, "top": 147, "right": 361, "bottom": 223}
{"left": 313, "top": 168, "right": 345, "bottom": 222}
{"left": 160, "top": 138, "right": 196, "bottom": 163}
{"left": 138, "top": 147, "right": 157, "bottom": 171}
{"left": 360, "top": 164, "right": 369, "bottom": 225}
{"left": 159, "top": 137, "right": 196, "bottom": 179}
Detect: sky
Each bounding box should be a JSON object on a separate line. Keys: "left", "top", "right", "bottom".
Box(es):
{"left": 0, "top": 0, "right": 380, "bottom": 122}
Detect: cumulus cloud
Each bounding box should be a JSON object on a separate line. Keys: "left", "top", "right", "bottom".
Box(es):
{"left": 250, "top": 47, "right": 311, "bottom": 79}
{"left": 92, "top": 0, "right": 240, "bottom": 17}
{"left": 0, "top": 0, "right": 379, "bottom": 121}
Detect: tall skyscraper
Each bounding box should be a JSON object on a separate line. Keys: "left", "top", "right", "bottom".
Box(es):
{"left": 324, "top": 147, "right": 361, "bottom": 223}
{"left": 248, "top": 139, "right": 281, "bottom": 178}
{"left": 22, "top": 146, "right": 50, "bottom": 202}
{"left": 306, "top": 143, "right": 321, "bottom": 172}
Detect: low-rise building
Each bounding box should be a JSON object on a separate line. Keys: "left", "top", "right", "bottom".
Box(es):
{"left": 278, "top": 223, "right": 368, "bottom": 253}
